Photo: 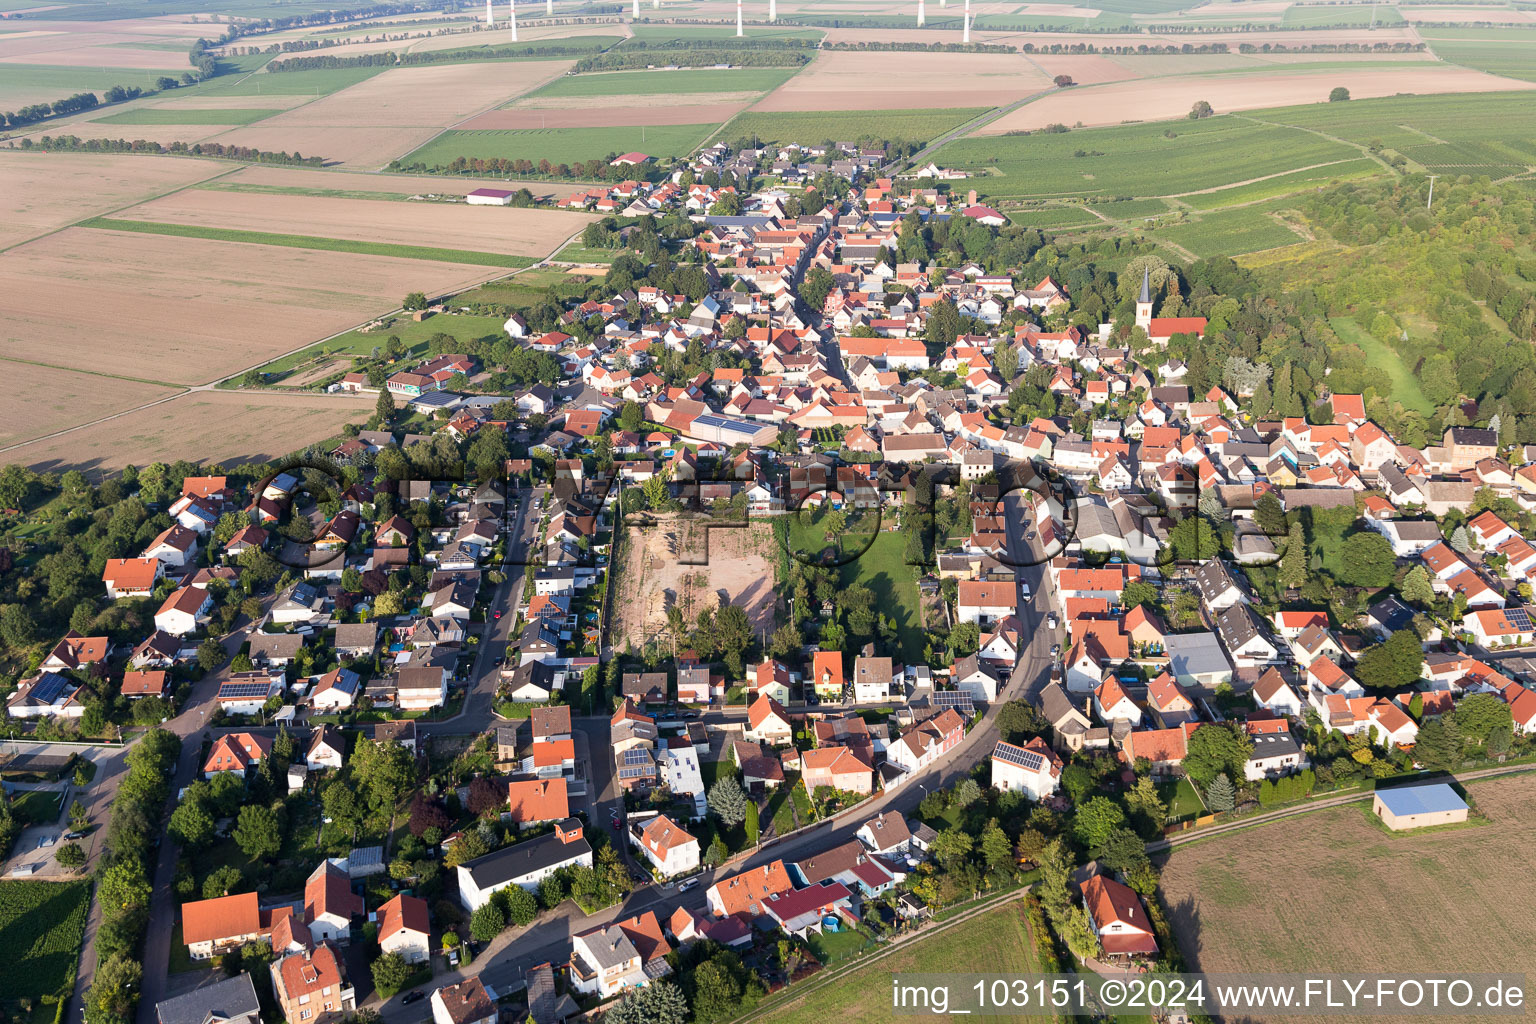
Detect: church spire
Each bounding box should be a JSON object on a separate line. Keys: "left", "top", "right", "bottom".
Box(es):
{"left": 1139, "top": 266, "right": 1151, "bottom": 304}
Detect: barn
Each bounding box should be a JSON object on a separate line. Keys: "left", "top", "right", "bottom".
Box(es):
{"left": 466, "top": 188, "right": 515, "bottom": 207}
{"left": 1372, "top": 783, "right": 1469, "bottom": 831}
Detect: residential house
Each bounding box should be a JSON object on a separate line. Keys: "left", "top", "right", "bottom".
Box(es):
{"left": 304, "top": 861, "right": 363, "bottom": 944}
{"left": 376, "top": 893, "right": 431, "bottom": 965}
{"left": 745, "top": 694, "right": 794, "bottom": 746}
{"left": 1080, "top": 874, "right": 1158, "bottom": 960}
{"left": 569, "top": 912, "right": 671, "bottom": 998}
{"left": 990, "top": 736, "right": 1063, "bottom": 800}
{"left": 631, "top": 814, "right": 701, "bottom": 878}
{"left": 706, "top": 861, "right": 794, "bottom": 919}
{"left": 456, "top": 820, "right": 592, "bottom": 911}
{"left": 431, "top": 979, "right": 496, "bottom": 1024}
{"left": 271, "top": 943, "right": 355, "bottom": 1024}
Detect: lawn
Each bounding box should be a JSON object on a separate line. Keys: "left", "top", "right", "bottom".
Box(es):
{"left": 806, "top": 924, "right": 877, "bottom": 964}
{"left": 9, "top": 789, "right": 63, "bottom": 826}
{"left": 0, "top": 880, "right": 91, "bottom": 1002}
{"left": 725, "top": 107, "right": 986, "bottom": 146}
{"left": 1160, "top": 776, "right": 1205, "bottom": 822}
{"left": 1154, "top": 204, "right": 1305, "bottom": 258}
{"left": 94, "top": 107, "right": 284, "bottom": 125}
{"left": 79, "top": 218, "right": 534, "bottom": 269}
{"left": 943, "top": 115, "right": 1358, "bottom": 201}
{"left": 527, "top": 67, "right": 799, "bottom": 99}
{"left": 781, "top": 514, "right": 925, "bottom": 663}
{"left": 400, "top": 124, "right": 718, "bottom": 168}
{"left": 1007, "top": 206, "right": 1104, "bottom": 230}
{"left": 411, "top": 35, "right": 623, "bottom": 62}
{"left": 243, "top": 307, "right": 509, "bottom": 379}
{"left": 756, "top": 902, "right": 1051, "bottom": 1023}
{"left": 1159, "top": 773, "right": 1536, "bottom": 980}
{"left": 1328, "top": 315, "right": 1433, "bottom": 415}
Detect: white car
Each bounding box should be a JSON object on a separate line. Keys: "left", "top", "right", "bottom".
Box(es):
{"left": 677, "top": 878, "right": 700, "bottom": 893}
{"left": 1047, "top": 613, "right": 1059, "bottom": 630}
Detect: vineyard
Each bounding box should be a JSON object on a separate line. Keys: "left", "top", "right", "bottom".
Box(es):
{"left": 0, "top": 879, "right": 92, "bottom": 1003}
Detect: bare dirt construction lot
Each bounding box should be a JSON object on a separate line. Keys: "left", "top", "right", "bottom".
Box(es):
{"left": 0, "top": 150, "right": 230, "bottom": 250}
{"left": 0, "top": 227, "right": 502, "bottom": 385}
{"left": 1159, "top": 772, "right": 1536, "bottom": 1024}
{"left": 981, "top": 65, "right": 1536, "bottom": 132}
{"left": 3, "top": 389, "right": 377, "bottom": 474}
{"left": 114, "top": 190, "right": 596, "bottom": 256}
{"left": 753, "top": 49, "right": 1048, "bottom": 111}
{"left": 612, "top": 515, "right": 778, "bottom": 650}
{"left": 0, "top": 359, "right": 177, "bottom": 448}
{"left": 209, "top": 61, "right": 572, "bottom": 168}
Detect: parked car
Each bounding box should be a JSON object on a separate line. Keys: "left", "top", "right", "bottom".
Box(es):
{"left": 63, "top": 830, "right": 85, "bottom": 841}
{"left": 677, "top": 878, "right": 700, "bottom": 893}
{"left": 493, "top": 609, "right": 503, "bottom": 620}
{"left": 400, "top": 992, "right": 425, "bottom": 1006}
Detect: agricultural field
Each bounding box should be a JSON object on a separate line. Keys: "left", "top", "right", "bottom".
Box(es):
{"left": 0, "top": 62, "right": 175, "bottom": 108}
{"left": 92, "top": 107, "right": 284, "bottom": 124}
{"left": 1176, "top": 157, "right": 1382, "bottom": 208}
{"left": 208, "top": 60, "right": 575, "bottom": 168}
{"left": 111, "top": 189, "right": 596, "bottom": 258}
{"left": 752, "top": 49, "right": 1048, "bottom": 111}
{"left": 756, "top": 901, "right": 1050, "bottom": 1024}
{"left": 3, "top": 388, "right": 378, "bottom": 474}
{"left": 524, "top": 66, "right": 801, "bottom": 100}
{"left": 0, "top": 150, "right": 231, "bottom": 251}
{"left": 978, "top": 65, "right": 1534, "bottom": 133}
{"left": 1159, "top": 772, "right": 1536, "bottom": 1012}
{"left": 1280, "top": 2, "right": 1404, "bottom": 26}
{"left": 1153, "top": 203, "right": 1305, "bottom": 258}
{"left": 0, "top": 359, "right": 178, "bottom": 448}
{"left": 726, "top": 107, "right": 987, "bottom": 144}
{"left": 186, "top": 65, "right": 383, "bottom": 98}
{"left": 622, "top": 22, "right": 826, "bottom": 42}
{"left": 1417, "top": 28, "right": 1536, "bottom": 83}
{"left": 0, "top": 227, "right": 505, "bottom": 385}
{"left": 0, "top": 879, "right": 91, "bottom": 1004}
{"left": 220, "top": 164, "right": 592, "bottom": 199}
{"left": 400, "top": 123, "right": 719, "bottom": 167}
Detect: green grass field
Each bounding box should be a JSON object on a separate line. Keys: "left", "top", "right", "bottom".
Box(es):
{"left": 622, "top": 22, "right": 825, "bottom": 42}
{"left": 725, "top": 107, "right": 986, "bottom": 145}
{"left": 1282, "top": 2, "right": 1404, "bottom": 26}
{"left": 1155, "top": 204, "right": 1305, "bottom": 257}
{"left": 400, "top": 123, "right": 718, "bottom": 167}
{"left": 9, "top": 789, "right": 62, "bottom": 825}
{"left": 0, "top": 880, "right": 91, "bottom": 1002}
{"left": 787, "top": 520, "right": 926, "bottom": 664}
{"left": 197, "top": 182, "right": 414, "bottom": 201}
{"left": 527, "top": 66, "right": 799, "bottom": 99}
{"left": 755, "top": 902, "right": 1050, "bottom": 1023}
{"left": 1419, "top": 28, "right": 1536, "bottom": 82}
{"left": 1007, "top": 206, "right": 1105, "bottom": 230}
{"left": 1329, "top": 315, "right": 1433, "bottom": 415}
{"left": 191, "top": 66, "right": 383, "bottom": 98}
{"left": 412, "top": 35, "right": 623, "bottom": 62}
{"left": 942, "top": 116, "right": 1358, "bottom": 201}
{"left": 80, "top": 217, "right": 534, "bottom": 268}
{"left": 94, "top": 107, "right": 283, "bottom": 125}
{"left": 0, "top": 64, "right": 172, "bottom": 107}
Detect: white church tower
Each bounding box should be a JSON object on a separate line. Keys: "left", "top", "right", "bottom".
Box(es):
{"left": 1135, "top": 266, "right": 1153, "bottom": 333}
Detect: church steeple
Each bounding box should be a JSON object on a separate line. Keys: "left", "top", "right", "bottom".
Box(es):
{"left": 1135, "top": 266, "right": 1154, "bottom": 332}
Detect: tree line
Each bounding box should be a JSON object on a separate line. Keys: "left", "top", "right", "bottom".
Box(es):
{"left": 267, "top": 40, "right": 610, "bottom": 71}
{"left": 571, "top": 47, "right": 811, "bottom": 72}
{"left": 16, "top": 135, "right": 326, "bottom": 165}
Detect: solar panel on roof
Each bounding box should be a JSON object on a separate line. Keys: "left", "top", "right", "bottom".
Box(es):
{"left": 618, "top": 766, "right": 653, "bottom": 780}
{"left": 1507, "top": 607, "right": 1533, "bottom": 631}
{"left": 622, "top": 748, "right": 652, "bottom": 765}
{"left": 992, "top": 743, "right": 1044, "bottom": 771}
{"left": 219, "top": 681, "right": 274, "bottom": 699}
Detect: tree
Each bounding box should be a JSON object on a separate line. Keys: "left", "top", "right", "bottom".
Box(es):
{"left": 980, "top": 820, "right": 1013, "bottom": 871}
{"left": 1072, "top": 796, "right": 1126, "bottom": 849}
{"left": 371, "top": 952, "right": 413, "bottom": 998}
{"left": 376, "top": 387, "right": 396, "bottom": 425}
{"left": 1354, "top": 629, "right": 1425, "bottom": 690}
{"left": 469, "top": 900, "right": 506, "bottom": 942}
{"left": 86, "top": 952, "right": 142, "bottom": 1024}
{"left": 708, "top": 775, "right": 748, "bottom": 827}
{"left": 692, "top": 957, "right": 747, "bottom": 1024}
{"left": 993, "top": 342, "right": 1020, "bottom": 381}
{"left": 169, "top": 795, "right": 215, "bottom": 848}
{"left": 995, "top": 700, "right": 1045, "bottom": 743}
{"left": 1183, "top": 723, "right": 1253, "bottom": 786}
{"left": 1188, "top": 99, "right": 1214, "bottom": 119}
{"left": 233, "top": 804, "right": 282, "bottom": 859}
{"left": 1206, "top": 772, "right": 1236, "bottom": 812}
{"left": 1124, "top": 775, "right": 1166, "bottom": 834}
{"left": 203, "top": 864, "right": 244, "bottom": 899}
{"left": 503, "top": 885, "right": 538, "bottom": 926}
{"left": 798, "top": 266, "right": 834, "bottom": 313}
{"left": 1414, "top": 718, "right": 1464, "bottom": 772}
{"left": 619, "top": 400, "right": 644, "bottom": 433}
{"left": 1279, "top": 521, "right": 1308, "bottom": 590}
{"left": 930, "top": 827, "right": 974, "bottom": 868}
{"left": 1453, "top": 692, "right": 1512, "bottom": 745}
{"left": 56, "top": 842, "right": 86, "bottom": 869}
{"left": 604, "top": 979, "right": 689, "bottom": 1024}
{"left": 1254, "top": 492, "right": 1287, "bottom": 537}
{"left": 197, "top": 638, "right": 225, "bottom": 672}
{"left": 1401, "top": 565, "right": 1435, "bottom": 606}
{"left": 1329, "top": 86, "right": 1351, "bottom": 102}
{"left": 98, "top": 860, "right": 151, "bottom": 914}
{"left": 1060, "top": 763, "right": 1093, "bottom": 803}
{"left": 951, "top": 777, "right": 982, "bottom": 809}
{"left": 402, "top": 291, "right": 427, "bottom": 311}
{"left": 1121, "top": 580, "right": 1158, "bottom": 610}
{"left": 350, "top": 738, "right": 415, "bottom": 812}
{"left": 444, "top": 830, "right": 489, "bottom": 867}
{"left": 710, "top": 603, "right": 753, "bottom": 677}
{"left": 1337, "top": 531, "right": 1395, "bottom": 587}
{"left": 1053, "top": 73, "right": 1075, "bottom": 87}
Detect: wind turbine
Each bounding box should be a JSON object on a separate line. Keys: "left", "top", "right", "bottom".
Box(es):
{"left": 485, "top": 0, "right": 493, "bottom": 26}
{"left": 769, "top": 0, "right": 776, "bottom": 21}
{"left": 547, "top": 0, "right": 552, "bottom": 14}
{"left": 736, "top": 0, "right": 743, "bottom": 36}
{"left": 963, "top": 9, "right": 970, "bottom": 42}
{"left": 917, "top": 0, "right": 925, "bottom": 24}
{"left": 509, "top": 0, "right": 517, "bottom": 41}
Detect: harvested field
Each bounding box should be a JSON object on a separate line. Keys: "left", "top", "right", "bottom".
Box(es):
{"left": 130, "top": 94, "right": 312, "bottom": 110}
{"left": 0, "top": 359, "right": 178, "bottom": 447}
{"left": 1160, "top": 772, "right": 1536, "bottom": 1024}
{"left": 753, "top": 49, "right": 1048, "bottom": 110}
{"left": 0, "top": 150, "right": 229, "bottom": 250}
{"left": 1401, "top": 4, "right": 1535, "bottom": 20}
{"left": 612, "top": 515, "right": 778, "bottom": 649}
{"left": 114, "top": 190, "right": 596, "bottom": 257}
{"left": 1030, "top": 53, "right": 1139, "bottom": 85}
{"left": 460, "top": 102, "right": 744, "bottom": 129}
{"left": 400, "top": 123, "right": 718, "bottom": 167}
{"left": 210, "top": 60, "right": 572, "bottom": 167}
{"left": 25, "top": 118, "right": 233, "bottom": 146}
{"left": 524, "top": 66, "right": 798, "bottom": 99}
{"left": 225, "top": 164, "right": 589, "bottom": 200}
{"left": 980, "top": 66, "right": 1535, "bottom": 132}
{"left": 3, "top": 389, "right": 378, "bottom": 474}
{"left": 0, "top": 228, "right": 501, "bottom": 385}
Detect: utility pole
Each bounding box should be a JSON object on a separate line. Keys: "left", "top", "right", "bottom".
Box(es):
{"left": 1426, "top": 174, "right": 1439, "bottom": 211}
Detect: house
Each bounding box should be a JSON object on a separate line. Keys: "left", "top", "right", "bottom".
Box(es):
{"left": 333, "top": 623, "right": 379, "bottom": 661}
{"left": 852, "top": 653, "right": 897, "bottom": 702}
{"left": 1146, "top": 673, "right": 1197, "bottom": 726}
{"left": 103, "top": 556, "right": 162, "bottom": 599}
{"left": 456, "top": 819, "right": 592, "bottom": 911}
{"left": 203, "top": 733, "right": 272, "bottom": 779}
{"left": 1093, "top": 677, "right": 1142, "bottom": 726}
{"left": 1372, "top": 782, "right": 1469, "bottom": 830}
{"left": 6, "top": 672, "right": 84, "bottom": 719}
{"left": 658, "top": 744, "right": 707, "bottom": 819}
{"left": 951, "top": 654, "right": 1004, "bottom": 703}
{"left": 1039, "top": 681, "right": 1093, "bottom": 752}
{"left": 752, "top": 658, "right": 793, "bottom": 704}
{"left": 631, "top": 814, "right": 701, "bottom": 878}
{"left": 155, "top": 586, "right": 213, "bottom": 636}
{"left": 1080, "top": 874, "right": 1158, "bottom": 959}
{"left": 706, "top": 860, "right": 794, "bottom": 919}
{"left": 310, "top": 668, "right": 362, "bottom": 711}
{"left": 1215, "top": 603, "right": 1282, "bottom": 667}
{"left": 304, "top": 860, "right": 363, "bottom": 944}
{"left": 1252, "top": 668, "right": 1305, "bottom": 717}
{"left": 1122, "top": 725, "right": 1192, "bottom": 775}
{"left": 179, "top": 892, "right": 272, "bottom": 960}
{"left": 762, "top": 881, "right": 854, "bottom": 939}
{"left": 145, "top": 524, "right": 199, "bottom": 567}
{"left": 957, "top": 580, "right": 1017, "bottom": 626}
{"left": 247, "top": 633, "right": 304, "bottom": 669}
{"left": 569, "top": 911, "right": 671, "bottom": 998}
{"left": 305, "top": 727, "right": 346, "bottom": 770}
{"left": 507, "top": 778, "right": 569, "bottom": 829}
{"left": 431, "top": 978, "right": 496, "bottom": 1024}
{"left": 271, "top": 943, "right": 355, "bottom": 1024}
{"left": 155, "top": 970, "right": 261, "bottom": 1024}
{"left": 376, "top": 893, "right": 431, "bottom": 965}
{"left": 1192, "top": 560, "right": 1245, "bottom": 612}
{"left": 855, "top": 811, "right": 912, "bottom": 856}
{"left": 990, "top": 736, "right": 1063, "bottom": 800}
{"left": 396, "top": 663, "right": 448, "bottom": 711}
{"left": 810, "top": 650, "right": 845, "bottom": 699}
{"left": 886, "top": 708, "right": 964, "bottom": 775}
{"left": 120, "top": 669, "right": 168, "bottom": 699}
{"left": 1165, "top": 632, "right": 1232, "bottom": 688}
{"left": 789, "top": 840, "right": 896, "bottom": 897}
{"left": 745, "top": 694, "right": 794, "bottom": 745}
{"left": 1464, "top": 606, "right": 1536, "bottom": 647}
{"left": 1245, "top": 725, "right": 1306, "bottom": 781}
{"left": 800, "top": 745, "right": 874, "bottom": 795}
